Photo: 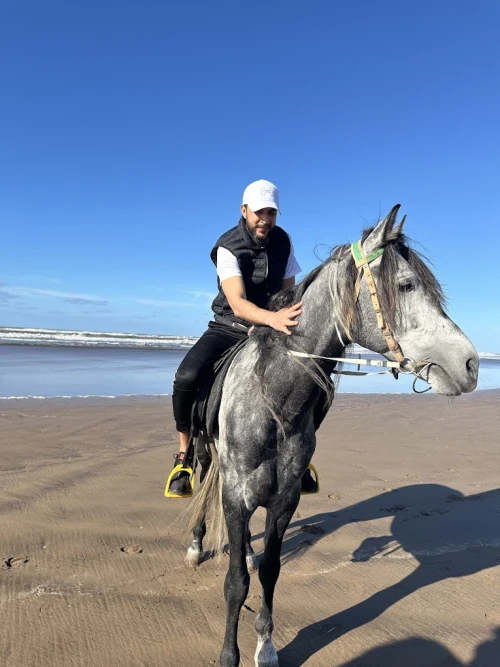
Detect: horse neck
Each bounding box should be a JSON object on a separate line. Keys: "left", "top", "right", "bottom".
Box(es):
{"left": 293, "top": 262, "right": 346, "bottom": 360}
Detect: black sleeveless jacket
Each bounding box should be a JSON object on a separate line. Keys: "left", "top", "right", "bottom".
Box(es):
{"left": 210, "top": 217, "right": 291, "bottom": 330}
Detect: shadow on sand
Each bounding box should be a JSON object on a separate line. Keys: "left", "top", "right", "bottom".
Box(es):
{"left": 270, "top": 483, "right": 500, "bottom": 666}
{"left": 329, "top": 627, "right": 500, "bottom": 667}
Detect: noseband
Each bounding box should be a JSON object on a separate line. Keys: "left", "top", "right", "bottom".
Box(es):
{"left": 289, "top": 239, "right": 433, "bottom": 393}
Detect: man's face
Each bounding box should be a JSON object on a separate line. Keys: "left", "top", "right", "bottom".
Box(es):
{"left": 241, "top": 205, "right": 278, "bottom": 247}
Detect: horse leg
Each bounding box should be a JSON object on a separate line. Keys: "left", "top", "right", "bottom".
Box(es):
{"left": 254, "top": 489, "right": 300, "bottom": 667}
{"left": 220, "top": 493, "right": 252, "bottom": 667}
{"left": 185, "top": 519, "right": 206, "bottom": 568}
{"left": 246, "top": 527, "right": 259, "bottom": 573}
{"left": 185, "top": 441, "right": 210, "bottom": 568}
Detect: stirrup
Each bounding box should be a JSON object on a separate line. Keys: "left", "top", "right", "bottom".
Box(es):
{"left": 301, "top": 464, "right": 320, "bottom": 495}
{"left": 164, "top": 463, "right": 195, "bottom": 499}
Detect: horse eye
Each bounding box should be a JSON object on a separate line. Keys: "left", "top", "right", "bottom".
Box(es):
{"left": 399, "top": 280, "right": 414, "bottom": 293}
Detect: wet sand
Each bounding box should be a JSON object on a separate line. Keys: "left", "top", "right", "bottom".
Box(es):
{"left": 0, "top": 392, "right": 499, "bottom": 666}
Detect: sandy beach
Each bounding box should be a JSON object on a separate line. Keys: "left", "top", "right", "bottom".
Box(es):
{"left": 1, "top": 391, "right": 499, "bottom": 666}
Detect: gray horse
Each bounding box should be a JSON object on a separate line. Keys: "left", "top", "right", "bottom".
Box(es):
{"left": 185, "top": 205, "right": 478, "bottom": 667}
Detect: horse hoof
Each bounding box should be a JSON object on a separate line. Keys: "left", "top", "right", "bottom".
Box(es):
{"left": 246, "top": 553, "right": 260, "bottom": 573}
{"left": 184, "top": 546, "right": 202, "bottom": 568}
{"left": 255, "top": 638, "right": 279, "bottom": 667}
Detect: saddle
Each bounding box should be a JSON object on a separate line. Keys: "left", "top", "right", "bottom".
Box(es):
{"left": 191, "top": 336, "right": 250, "bottom": 439}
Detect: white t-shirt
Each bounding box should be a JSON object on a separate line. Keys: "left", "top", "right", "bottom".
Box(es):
{"left": 216, "top": 234, "right": 301, "bottom": 283}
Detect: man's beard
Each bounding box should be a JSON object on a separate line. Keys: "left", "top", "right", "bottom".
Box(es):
{"left": 247, "top": 224, "right": 270, "bottom": 248}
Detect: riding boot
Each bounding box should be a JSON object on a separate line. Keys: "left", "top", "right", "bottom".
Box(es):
{"left": 167, "top": 451, "right": 192, "bottom": 497}
{"left": 301, "top": 466, "right": 319, "bottom": 494}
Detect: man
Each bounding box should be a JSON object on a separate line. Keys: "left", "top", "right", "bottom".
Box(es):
{"left": 167, "top": 179, "right": 317, "bottom": 496}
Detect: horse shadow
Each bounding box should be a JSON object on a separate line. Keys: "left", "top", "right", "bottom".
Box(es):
{"left": 270, "top": 483, "right": 500, "bottom": 666}
{"left": 331, "top": 627, "right": 500, "bottom": 667}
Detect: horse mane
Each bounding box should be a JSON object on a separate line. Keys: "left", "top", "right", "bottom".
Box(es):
{"left": 253, "top": 263, "right": 327, "bottom": 350}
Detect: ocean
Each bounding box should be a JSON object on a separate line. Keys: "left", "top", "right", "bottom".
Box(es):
{"left": 1, "top": 327, "right": 499, "bottom": 399}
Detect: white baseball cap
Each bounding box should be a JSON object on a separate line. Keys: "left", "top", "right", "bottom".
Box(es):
{"left": 242, "top": 179, "right": 280, "bottom": 213}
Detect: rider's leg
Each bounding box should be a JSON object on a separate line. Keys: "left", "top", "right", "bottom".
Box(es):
{"left": 168, "top": 323, "right": 246, "bottom": 496}
{"left": 178, "top": 431, "right": 190, "bottom": 454}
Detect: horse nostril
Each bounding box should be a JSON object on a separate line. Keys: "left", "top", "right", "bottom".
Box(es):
{"left": 466, "top": 358, "right": 477, "bottom": 375}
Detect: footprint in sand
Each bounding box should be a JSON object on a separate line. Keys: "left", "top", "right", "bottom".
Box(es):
{"left": 4, "top": 556, "right": 29, "bottom": 569}
{"left": 121, "top": 545, "right": 143, "bottom": 555}
{"left": 300, "top": 539, "right": 314, "bottom": 547}
{"left": 300, "top": 524, "right": 325, "bottom": 535}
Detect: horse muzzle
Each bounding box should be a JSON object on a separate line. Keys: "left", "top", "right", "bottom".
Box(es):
{"left": 424, "top": 354, "right": 479, "bottom": 395}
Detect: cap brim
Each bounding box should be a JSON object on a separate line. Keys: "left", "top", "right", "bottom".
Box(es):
{"left": 245, "top": 200, "right": 279, "bottom": 213}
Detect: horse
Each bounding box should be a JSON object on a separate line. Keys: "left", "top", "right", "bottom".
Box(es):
{"left": 184, "top": 205, "right": 479, "bottom": 667}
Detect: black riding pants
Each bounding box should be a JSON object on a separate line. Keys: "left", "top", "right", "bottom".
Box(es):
{"left": 172, "top": 321, "right": 247, "bottom": 433}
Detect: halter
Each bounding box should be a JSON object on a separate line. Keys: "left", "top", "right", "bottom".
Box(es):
{"left": 289, "top": 239, "right": 433, "bottom": 393}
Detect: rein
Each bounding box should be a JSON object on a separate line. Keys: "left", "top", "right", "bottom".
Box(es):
{"left": 288, "top": 239, "right": 433, "bottom": 393}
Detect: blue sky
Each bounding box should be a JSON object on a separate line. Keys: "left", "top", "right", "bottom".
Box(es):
{"left": 1, "top": 0, "right": 499, "bottom": 351}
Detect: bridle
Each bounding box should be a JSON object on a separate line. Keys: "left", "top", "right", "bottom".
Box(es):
{"left": 289, "top": 239, "right": 433, "bottom": 393}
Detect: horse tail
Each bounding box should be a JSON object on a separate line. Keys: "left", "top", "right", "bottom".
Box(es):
{"left": 186, "top": 442, "right": 226, "bottom": 558}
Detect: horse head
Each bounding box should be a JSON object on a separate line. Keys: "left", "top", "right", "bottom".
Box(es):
{"left": 346, "top": 205, "right": 478, "bottom": 395}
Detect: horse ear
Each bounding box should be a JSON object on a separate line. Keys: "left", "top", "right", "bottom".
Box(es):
{"left": 362, "top": 204, "right": 401, "bottom": 256}
{"left": 393, "top": 214, "right": 407, "bottom": 238}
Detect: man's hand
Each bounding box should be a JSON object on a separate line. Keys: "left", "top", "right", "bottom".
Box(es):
{"left": 267, "top": 301, "right": 303, "bottom": 335}
{"left": 221, "top": 276, "right": 302, "bottom": 333}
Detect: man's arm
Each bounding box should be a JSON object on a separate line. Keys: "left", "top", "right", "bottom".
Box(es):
{"left": 282, "top": 277, "right": 296, "bottom": 290}
{"left": 221, "top": 276, "right": 301, "bottom": 336}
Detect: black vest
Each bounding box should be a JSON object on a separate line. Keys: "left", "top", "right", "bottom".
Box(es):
{"left": 210, "top": 217, "right": 291, "bottom": 329}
